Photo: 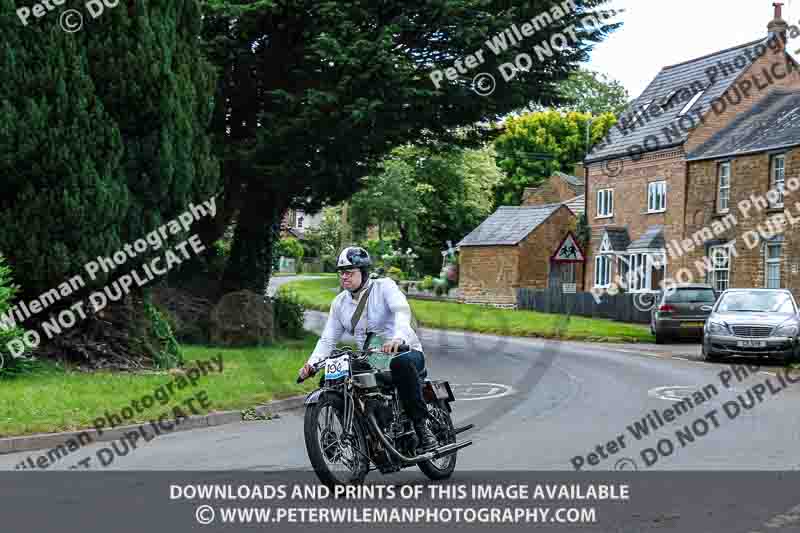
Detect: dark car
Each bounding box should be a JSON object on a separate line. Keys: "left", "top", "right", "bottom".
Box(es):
{"left": 650, "top": 284, "right": 717, "bottom": 344}
{"left": 701, "top": 289, "right": 800, "bottom": 362}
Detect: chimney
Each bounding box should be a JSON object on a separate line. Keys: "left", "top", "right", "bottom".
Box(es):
{"left": 768, "top": 2, "right": 788, "bottom": 39}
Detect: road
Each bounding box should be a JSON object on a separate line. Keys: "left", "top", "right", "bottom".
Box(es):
{"left": 6, "top": 275, "right": 800, "bottom": 530}
{"left": 2, "top": 276, "right": 799, "bottom": 472}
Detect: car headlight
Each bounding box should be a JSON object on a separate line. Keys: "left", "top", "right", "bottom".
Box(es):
{"left": 708, "top": 321, "right": 729, "bottom": 334}
{"left": 774, "top": 323, "right": 799, "bottom": 337}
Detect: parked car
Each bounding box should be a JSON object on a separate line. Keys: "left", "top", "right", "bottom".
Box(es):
{"left": 650, "top": 284, "right": 717, "bottom": 344}
{"left": 701, "top": 289, "right": 800, "bottom": 362}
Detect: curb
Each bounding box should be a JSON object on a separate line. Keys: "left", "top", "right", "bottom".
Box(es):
{"left": 0, "top": 394, "right": 307, "bottom": 456}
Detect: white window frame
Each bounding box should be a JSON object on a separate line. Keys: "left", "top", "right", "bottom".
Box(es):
{"left": 765, "top": 242, "right": 783, "bottom": 289}
{"left": 620, "top": 252, "right": 667, "bottom": 293}
{"left": 647, "top": 181, "right": 667, "bottom": 213}
{"left": 596, "top": 188, "right": 614, "bottom": 218}
{"left": 709, "top": 245, "right": 731, "bottom": 292}
{"left": 717, "top": 162, "right": 731, "bottom": 213}
{"left": 770, "top": 154, "right": 785, "bottom": 208}
{"left": 594, "top": 255, "right": 611, "bottom": 288}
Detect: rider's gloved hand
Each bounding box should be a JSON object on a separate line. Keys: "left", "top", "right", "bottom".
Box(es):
{"left": 298, "top": 363, "right": 315, "bottom": 381}
{"left": 381, "top": 338, "right": 406, "bottom": 354}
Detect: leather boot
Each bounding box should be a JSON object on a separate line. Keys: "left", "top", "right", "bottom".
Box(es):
{"left": 414, "top": 419, "right": 438, "bottom": 453}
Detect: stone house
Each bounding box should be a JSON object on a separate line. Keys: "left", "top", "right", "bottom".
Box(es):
{"left": 457, "top": 204, "right": 583, "bottom": 306}
{"left": 521, "top": 171, "right": 585, "bottom": 211}
{"left": 583, "top": 5, "right": 800, "bottom": 294}
{"left": 681, "top": 88, "right": 800, "bottom": 300}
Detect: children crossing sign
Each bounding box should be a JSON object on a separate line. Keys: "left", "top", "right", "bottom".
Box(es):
{"left": 551, "top": 232, "right": 585, "bottom": 263}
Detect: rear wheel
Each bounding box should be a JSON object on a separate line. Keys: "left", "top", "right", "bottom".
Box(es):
{"left": 304, "top": 394, "right": 369, "bottom": 488}
{"left": 418, "top": 401, "right": 457, "bottom": 480}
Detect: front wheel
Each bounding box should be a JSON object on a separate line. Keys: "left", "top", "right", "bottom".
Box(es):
{"left": 418, "top": 401, "right": 457, "bottom": 480}
{"left": 304, "top": 393, "right": 369, "bottom": 488}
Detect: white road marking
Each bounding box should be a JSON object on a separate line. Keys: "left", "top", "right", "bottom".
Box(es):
{"left": 648, "top": 386, "right": 697, "bottom": 401}
{"left": 450, "top": 382, "right": 515, "bottom": 401}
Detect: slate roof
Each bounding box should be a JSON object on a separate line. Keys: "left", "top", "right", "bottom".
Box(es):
{"left": 522, "top": 172, "right": 584, "bottom": 200}
{"left": 585, "top": 37, "right": 769, "bottom": 163}
{"left": 627, "top": 225, "right": 665, "bottom": 250}
{"left": 556, "top": 172, "right": 585, "bottom": 194}
{"left": 603, "top": 227, "right": 631, "bottom": 252}
{"left": 564, "top": 194, "right": 585, "bottom": 216}
{"left": 687, "top": 89, "right": 800, "bottom": 160}
{"left": 457, "top": 204, "right": 563, "bottom": 246}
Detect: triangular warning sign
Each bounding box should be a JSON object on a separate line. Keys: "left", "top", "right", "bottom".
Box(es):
{"left": 551, "top": 232, "right": 585, "bottom": 263}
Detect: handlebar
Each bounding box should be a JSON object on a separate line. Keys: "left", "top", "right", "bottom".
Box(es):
{"left": 296, "top": 344, "right": 411, "bottom": 383}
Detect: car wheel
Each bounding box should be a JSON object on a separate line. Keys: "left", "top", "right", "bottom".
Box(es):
{"left": 702, "top": 341, "right": 721, "bottom": 362}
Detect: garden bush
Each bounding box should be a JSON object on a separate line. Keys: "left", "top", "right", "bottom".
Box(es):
{"left": 271, "top": 291, "right": 306, "bottom": 339}
{"left": 0, "top": 254, "right": 35, "bottom": 378}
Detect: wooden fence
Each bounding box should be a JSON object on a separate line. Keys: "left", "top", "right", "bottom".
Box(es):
{"left": 517, "top": 287, "right": 656, "bottom": 324}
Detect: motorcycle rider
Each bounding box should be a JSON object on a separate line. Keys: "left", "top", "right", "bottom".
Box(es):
{"left": 298, "top": 246, "right": 438, "bottom": 452}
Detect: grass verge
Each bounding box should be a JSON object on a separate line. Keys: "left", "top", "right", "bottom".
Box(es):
{"left": 280, "top": 277, "right": 655, "bottom": 343}
{"left": 0, "top": 335, "right": 319, "bottom": 438}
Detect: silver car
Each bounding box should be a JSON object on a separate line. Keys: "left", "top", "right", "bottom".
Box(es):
{"left": 701, "top": 289, "right": 800, "bottom": 362}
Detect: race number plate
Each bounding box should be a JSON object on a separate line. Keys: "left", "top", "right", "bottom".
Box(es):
{"left": 325, "top": 355, "right": 349, "bottom": 380}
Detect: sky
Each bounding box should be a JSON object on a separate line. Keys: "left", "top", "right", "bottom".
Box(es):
{"left": 587, "top": 0, "right": 800, "bottom": 98}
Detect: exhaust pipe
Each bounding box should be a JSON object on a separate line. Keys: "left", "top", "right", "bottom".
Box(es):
{"left": 367, "top": 414, "right": 471, "bottom": 465}
{"left": 452, "top": 424, "right": 474, "bottom": 436}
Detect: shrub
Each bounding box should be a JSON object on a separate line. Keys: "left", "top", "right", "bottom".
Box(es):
{"left": 271, "top": 291, "right": 306, "bottom": 339}
{"left": 420, "top": 275, "right": 435, "bottom": 291}
{"left": 0, "top": 254, "right": 35, "bottom": 378}
{"left": 143, "top": 295, "right": 183, "bottom": 369}
{"left": 381, "top": 246, "right": 419, "bottom": 277}
{"left": 276, "top": 237, "right": 305, "bottom": 262}
{"left": 387, "top": 266, "right": 406, "bottom": 281}
{"left": 321, "top": 254, "right": 337, "bottom": 273}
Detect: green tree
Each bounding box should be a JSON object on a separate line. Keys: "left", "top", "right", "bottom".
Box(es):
{"left": 199, "top": 0, "right": 620, "bottom": 293}
{"left": 0, "top": 3, "right": 128, "bottom": 296}
{"left": 0, "top": 0, "right": 218, "bottom": 364}
{"left": 492, "top": 110, "right": 616, "bottom": 206}
{"left": 351, "top": 144, "right": 503, "bottom": 275}
{"left": 556, "top": 68, "right": 631, "bottom": 115}
{"left": 302, "top": 206, "right": 344, "bottom": 259}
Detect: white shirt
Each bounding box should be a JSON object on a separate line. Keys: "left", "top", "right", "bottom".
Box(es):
{"left": 307, "top": 277, "right": 423, "bottom": 366}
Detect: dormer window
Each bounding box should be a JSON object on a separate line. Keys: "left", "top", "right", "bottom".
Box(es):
{"left": 678, "top": 87, "right": 707, "bottom": 117}
{"left": 633, "top": 99, "right": 655, "bottom": 125}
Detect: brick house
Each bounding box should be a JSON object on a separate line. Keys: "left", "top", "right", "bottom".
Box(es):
{"left": 583, "top": 5, "right": 800, "bottom": 294}
{"left": 457, "top": 204, "right": 582, "bottom": 305}
{"left": 521, "top": 171, "right": 585, "bottom": 210}
{"left": 682, "top": 88, "right": 800, "bottom": 299}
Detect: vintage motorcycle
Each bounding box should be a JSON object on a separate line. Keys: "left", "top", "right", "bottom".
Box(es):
{"left": 296, "top": 334, "right": 473, "bottom": 487}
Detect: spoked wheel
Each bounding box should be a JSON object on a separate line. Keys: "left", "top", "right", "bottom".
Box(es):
{"left": 418, "top": 401, "right": 457, "bottom": 480}
{"left": 304, "top": 394, "right": 369, "bottom": 488}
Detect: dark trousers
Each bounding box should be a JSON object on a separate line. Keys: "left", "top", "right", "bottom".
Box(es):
{"left": 389, "top": 349, "right": 428, "bottom": 423}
